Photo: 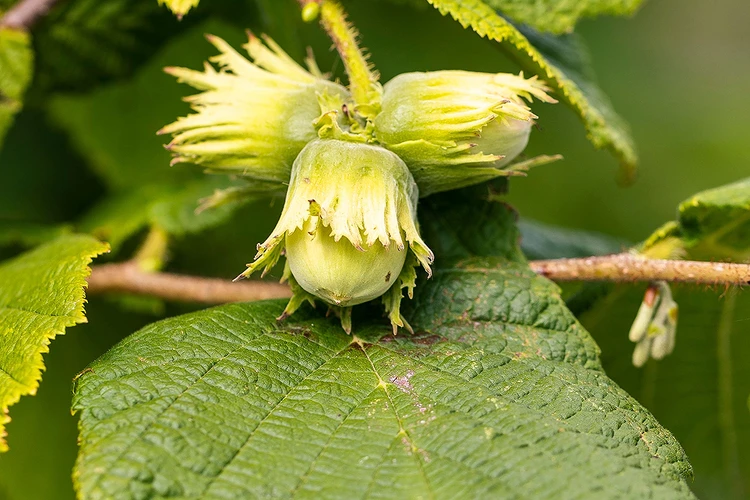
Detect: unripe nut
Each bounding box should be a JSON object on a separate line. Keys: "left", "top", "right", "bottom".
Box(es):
{"left": 286, "top": 222, "right": 407, "bottom": 306}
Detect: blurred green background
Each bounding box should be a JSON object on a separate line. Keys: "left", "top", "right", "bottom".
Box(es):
{"left": 0, "top": 0, "right": 748, "bottom": 498}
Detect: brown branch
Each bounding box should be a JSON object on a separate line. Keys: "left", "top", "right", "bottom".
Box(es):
{"left": 529, "top": 253, "right": 750, "bottom": 286}
{"left": 87, "top": 263, "right": 291, "bottom": 304}
{"left": 87, "top": 255, "right": 749, "bottom": 306}
{"left": 0, "top": 0, "right": 59, "bottom": 29}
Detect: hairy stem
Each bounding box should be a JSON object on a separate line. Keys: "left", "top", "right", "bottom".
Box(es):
{"left": 530, "top": 253, "right": 750, "bottom": 285}
{"left": 133, "top": 225, "right": 170, "bottom": 272}
{"left": 88, "top": 263, "right": 291, "bottom": 303}
{"left": 298, "top": 0, "right": 380, "bottom": 115}
{"left": 0, "top": 0, "right": 58, "bottom": 29}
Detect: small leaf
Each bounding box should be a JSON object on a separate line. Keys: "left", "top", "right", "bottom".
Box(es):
{"left": 483, "top": 0, "right": 645, "bottom": 35}
{"left": 425, "top": 0, "right": 638, "bottom": 180}
{"left": 640, "top": 177, "right": 750, "bottom": 262}
{"left": 677, "top": 177, "right": 750, "bottom": 262}
{"left": 0, "top": 234, "right": 108, "bottom": 452}
{"left": 0, "top": 27, "right": 32, "bottom": 146}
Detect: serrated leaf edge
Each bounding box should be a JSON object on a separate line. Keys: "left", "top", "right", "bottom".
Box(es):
{"left": 0, "top": 235, "right": 109, "bottom": 452}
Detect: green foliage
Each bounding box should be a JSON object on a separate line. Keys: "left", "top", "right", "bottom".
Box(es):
{"left": 521, "top": 184, "right": 750, "bottom": 500}
{"left": 641, "top": 177, "right": 750, "bottom": 262}
{"left": 484, "top": 0, "right": 644, "bottom": 35}
{"left": 32, "top": 0, "right": 188, "bottom": 92}
{"left": 0, "top": 234, "right": 107, "bottom": 452}
{"left": 677, "top": 177, "right": 750, "bottom": 261}
{"left": 425, "top": 0, "right": 638, "bottom": 180}
{"left": 0, "top": 27, "right": 32, "bottom": 146}
{"left": 50, "top": 20, "right": 257, "bottom": 253}
{"left": 419, "top": 183, "right": 527, "bottom": 263}
{"left": 580, "top": 286, "right": 750, "bottom": 500}
{"left": 0, "top": 0, "right": 746, "bottom": 498}
{"left": 73, "top": 260, "right": 694, "bottom": 499}
{"left": 78, "top": 178, "right": 251, "bottom": 253}
{"left": 518, "top": 219, "right": 627, "bottom": 260}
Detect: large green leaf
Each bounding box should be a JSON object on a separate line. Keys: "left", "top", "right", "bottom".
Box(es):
{"left": 0, "top": 27, "right": 32, "bottom": 146}
{"left": 72, "top": 272, "right": 694, "bottom": 498}
{"left": 484, "top": 0, "right": 644, "bottom": 35}
{"left": 73, "top": 199, "right": 693, "bottom": 498}
{"left": 425, "top": 0, "right": 638, "bottom": 180}
{"left": 0, "top": 234, "right": 107, "bottom": 452}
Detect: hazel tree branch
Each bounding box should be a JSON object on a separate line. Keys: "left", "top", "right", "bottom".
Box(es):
{"left": 87, "top": 263, "right": 292, "bottom": 304}
{"left": 86, "top": 255, "right": 750, "bottom": 305}
{"left": 0, "top": 0, "right": 59, "bottom": 29}
{"left": 529, "top": 253, "right": 750, "bottom": 286}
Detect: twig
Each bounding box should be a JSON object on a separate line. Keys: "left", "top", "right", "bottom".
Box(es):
{"left": 86, "top": 255, "right": 749, "bottom": 306}
{"left": 0, "top": 0, "right": 59, "bottom": 29}
{"left": 87, "top": 263, "right": 291, "bottom": 303}
{"left": 529, "top": 253, "right": 750, "bottom": 286}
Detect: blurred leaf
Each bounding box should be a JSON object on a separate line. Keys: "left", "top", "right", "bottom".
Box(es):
{"left": 158, "top": 0, "right": 200, "bottom": 19}
{"left": 0, "top": 221, "right": 72, "bottom": 248}
{"left": 519, "top": 219, "right": 628, "bottom": 260}
{"left": 50, "top": 20, "right": 259, "bottom": 251}
{"left": 484, "top": 0, "right": 644, "bottom": 35}
{"left": 78, "top": 177, "right": 255, "bottom": 252}
{"left": 31, "top": 0, "right": 189, "bottom": 93}
{"left": 425, "top": 0, "right": 638, "bottom": 180}
{"left": 419, "top": 183, "right": 627, "bottom": 263}
{"left": 0, "top": 234, "right": 107, "bottom": 452}
{"left": 0, "top": 27, "right": 32, "bottom": 146}
{"left": 0, "top": 108, "right": 106, "bottom": 226}
{"left": 73, "top": 258, "right": 694, "bottom": 499}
